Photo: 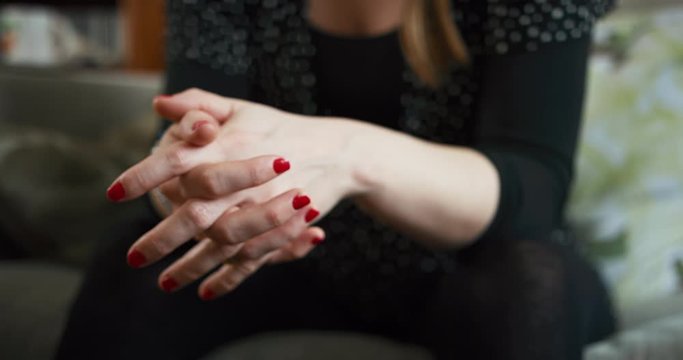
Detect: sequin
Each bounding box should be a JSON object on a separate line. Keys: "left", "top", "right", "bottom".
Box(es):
{"left": 165, "top": 0, "right": 614, "bottom": 307}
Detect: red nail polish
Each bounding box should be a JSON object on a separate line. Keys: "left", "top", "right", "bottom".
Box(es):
{"left": 192, "top": 120, "right": 210, "bottom": 131}
{"left": 127, "top": 250, "right": 146, "bottom": 269}
{"left": 201, "top": 289, "right": 215, "bottom": 301}
{"left": 273, "top": 158, "right": 291, "bottom": 174}
{"left": 305, "top": 208, "right": 320, "bottom": 223}
{"left": 312, "top": 236, "right": 324, "bottom": 245}
{"left": 107, "top": 181, "right": 125, "bottom": 202}
{"left": 292, "top": 194, "right": 310, "bottom": 210}
{"left": 161, "top": 277, "right": 178, "bottom": 293}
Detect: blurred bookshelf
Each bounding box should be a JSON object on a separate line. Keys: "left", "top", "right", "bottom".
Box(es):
{"left": 0, "top": 0, "right": 164, "bottom": 72}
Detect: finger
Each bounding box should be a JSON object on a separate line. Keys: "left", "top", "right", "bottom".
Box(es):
{"left": 153, "top": 88, "right": 241, "bottom": 123}
{"left": 157, "top": 238, "right": 243, "bottom": 293}
{"left": 234, "top": 202, "right": 320, "bottom": 261}
{"left": 198, "top": 256, "right": 268, "bottom": 301}
{"left": 205, "top": 188, "right": 309, "bottom": 245}
{"left": 106, "top": 141, "right": 221, "bottom": 202}
{"left": 168, "top": 109, "right": 220, "bottom": 146}
{"left": 159, "top": 178, "right": 184, "bottom": 204}
{"left": 267, "top": 227, "right": 325, "bottom": 265}
{"left": 126, "top": 198, "right": 237, "bottom": 268}
{"left": 180, "top": 155, "right": 291, "bottom": 199}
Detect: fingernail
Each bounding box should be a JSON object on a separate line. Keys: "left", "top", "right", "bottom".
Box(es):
{"left": 305, "top": 208, "right": 320, "bottom": 223}
{"left": 127, "top": 250, "right": 146, "bottom": 268}
{"left": 292, "top": 194, "right": 311, "bottom": 210}
{"left": 161, "top": 276, "right": 178, "bottom": 293}
{"left": 107, "top": 181, "right": 125, "bottom": 202}
{"left": 312, "top": 236, "right": 325, "bottom": 245}
{"left": 273, "top": 158, "right": 291, "bottom": 174}
{"left": 201, "top": 288, "right": 215, "bottom": 301}
{"left": 192, "top": 120, "right": 210, "bottom": 131}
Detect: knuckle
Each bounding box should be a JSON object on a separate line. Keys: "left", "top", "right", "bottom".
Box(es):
{"left": 148, "top": 239, "right": 174, "bottom": 258}
{"left": 165, "top": 147, "right": 191, "bottom": 174}
{"left": 129, "top": 169, "right": 150, "bottom": 191}
{"left": 186, "top": 87, "right": 204, "bottom": 97}
{"left": 247, "top": 163, "right": 262, "bottom": 186}
{"left": 186, "top": 109, "right": 208, "bottom": 122}
{"left": 236, "top": 261, "right": 259, "bottom": 276}
{"left": 196, "top": 169, "right": 222, "bottom": 197}
{"left": 185, "top": 201, "right": 213, "bottom": 229}
{"left": 210, "top": 219, "right": 239, "bottom": 245}
{"left": 218, "top": 277, "right": 237, "bottom": 292}
{"left": 239, "top": 245, "right": 262, "bottom": 260}
{"left": 264, "top": 207, "right": 284, "bottom": 228}
{"left": 208, "top": 228, "right": 228, "bottom": 244}
{"left": 279, "top": 221, "right": 301, "bottom": 242}
{"left": 217, "top": 243, "right": 240, "bottom": 259}
{"left": 182, "top": 266, "right": 205, "bottom": 281}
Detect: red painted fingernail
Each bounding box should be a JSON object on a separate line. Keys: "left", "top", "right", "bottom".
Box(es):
{"left": 292, "top": 194, "right": 311, "bottom": 210}
{"left": 161, "top": 277, "right": 178, "bottom": 293}
{"left": 127, "top": 250, "right": 146, "bottom": 269}
{"left": 312, "top": 236, "right": 325, "bottom": 245}
{"left": 107, "top": 181, "right": 125, "bottom": 202}
{"left": 192, "top": 120, "right": 210, "bottom": 131}
{"left": 201, "top": 289, "right": 215, "bottom": 301}
{"left": 305, "top": 208, "right": 320, "bottom": 223}
{"left": 273, "top": 158, "right": 291, "bottom": 174}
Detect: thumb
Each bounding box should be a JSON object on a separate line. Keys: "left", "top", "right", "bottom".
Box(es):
{"left": 153, "top": 88, "right": 240, "bottom": 123}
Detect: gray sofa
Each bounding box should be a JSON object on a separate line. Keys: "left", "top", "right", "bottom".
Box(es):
{"left": 0, "top": 67, "right": 435, "bottom": 360}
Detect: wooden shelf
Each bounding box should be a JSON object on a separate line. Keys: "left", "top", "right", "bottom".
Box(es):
{"left": 119, "top": 0, "right": 166, "bottom": 71}
{"left": 4, "top": 0, "right": 166, "bottom": 71}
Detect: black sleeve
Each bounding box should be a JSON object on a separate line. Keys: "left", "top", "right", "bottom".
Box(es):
{"left": 465, "top": 0, "right": 616, "bottom": 239}
{"left": 474, "top": 36, "right": 591, "bottom": 239}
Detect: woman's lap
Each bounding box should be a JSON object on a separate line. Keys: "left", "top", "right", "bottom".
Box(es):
{"left": 414, "top": 235, "right": 616, "bottom": 360}
{"left": 56, "top": 207, "right": 615, "bottom": 360}
{"left": 55, "top": 206, "right": 359, "bottom": 359}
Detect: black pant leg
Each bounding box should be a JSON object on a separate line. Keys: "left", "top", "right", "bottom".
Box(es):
{"left": 410, "top": 237, "right": 616, "bottom": 360}
{"left": 56, "top": 203, "right": 356, "bottom": 360}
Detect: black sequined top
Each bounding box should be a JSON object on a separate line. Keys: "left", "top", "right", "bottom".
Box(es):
{"left": 163, "top": 0, "right": 614, "bottom": 319}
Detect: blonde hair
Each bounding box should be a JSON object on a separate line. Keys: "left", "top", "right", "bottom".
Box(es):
{"left": 400, "top": 0, "right": 469, "bottom": 88}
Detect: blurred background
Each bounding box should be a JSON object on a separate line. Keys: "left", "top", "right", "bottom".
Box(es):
{"left": 0, "top": 0, "right": 682, "bottom": 359}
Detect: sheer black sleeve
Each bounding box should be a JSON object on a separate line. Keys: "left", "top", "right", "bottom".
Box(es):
{"left": 468, "top": 0, "right": 614, "bottom": 239}
{"left": 474, "top": 36, "right": 591, "bottom": 239}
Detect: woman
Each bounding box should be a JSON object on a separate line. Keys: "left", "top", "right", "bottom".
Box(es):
{"left": 57, "top": 0, "right": 617, "bottom": 359}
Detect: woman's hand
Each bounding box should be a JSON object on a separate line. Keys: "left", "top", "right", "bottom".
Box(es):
{"left": 108, "top": 89, "right": 368, "bottom": 299}
{"left": 109, "top": 86, "right": 500, "bottom": 299}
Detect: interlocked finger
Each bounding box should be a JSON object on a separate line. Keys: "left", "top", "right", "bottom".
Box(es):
{"left": 205, "top": 188, "right": 312, "bottom": 246}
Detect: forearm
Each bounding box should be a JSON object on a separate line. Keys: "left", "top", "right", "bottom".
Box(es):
{"left": 333, "top": 118, "right": 500, "bottom": 249}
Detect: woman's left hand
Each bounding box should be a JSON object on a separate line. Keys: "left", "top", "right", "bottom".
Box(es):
{"left": 108, "top": 88, "right": 368, "bottom": 299}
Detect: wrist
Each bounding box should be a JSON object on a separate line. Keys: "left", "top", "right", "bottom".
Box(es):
{"left": 329, "top": 117, "right": 390, "bottom": 198}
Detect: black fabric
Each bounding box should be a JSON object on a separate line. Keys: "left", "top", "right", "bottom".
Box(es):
{"left": 311, "top": 27, "right": 405, "bottom": 125}
{"left": 56, "top": 203, "right": 615, "bottom": 360}
{"left": 57, "top": 0, "right": 617, "bottom": 359}
{"left": 474, "top": 36, "right": 592, "bottom": 239}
